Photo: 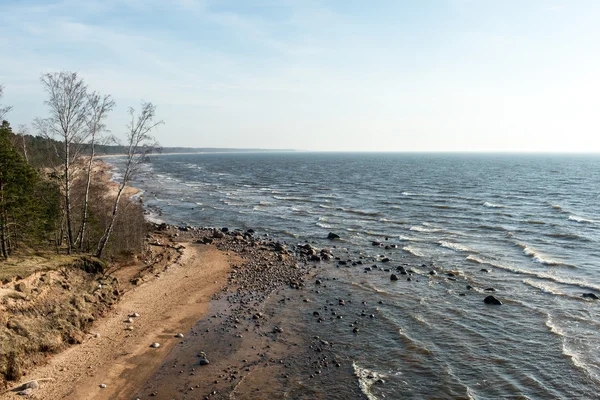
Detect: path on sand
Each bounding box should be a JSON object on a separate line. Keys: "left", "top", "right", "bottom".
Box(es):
{"left": 3, "top": 243, "right": 233, "bottom": 400}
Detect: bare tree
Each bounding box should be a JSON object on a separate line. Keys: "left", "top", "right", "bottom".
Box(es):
{"left": 76, "top": 92, "right": 115, "bottom": 250}
{"left": 35, "top": 72, "right": 90, "bottom": 253}
{"left": 16, "top": 125, "right": 30, "bottom": 164}
{"left": 0, "top": 85, "right": 12, "bottom": 120}
{"left": 95, "top": 102, "right": 162, "bottom": 258}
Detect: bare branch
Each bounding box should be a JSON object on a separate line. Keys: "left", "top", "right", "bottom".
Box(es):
{"left": 95, "top": 101, "right": 163, "bottom": 258}
{"left": 0, "top": 85, "right": 13, "bottom": 120}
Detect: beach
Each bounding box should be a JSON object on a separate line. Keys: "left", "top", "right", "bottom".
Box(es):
{"left": 2, "top": 224, "right": 350, "bottom": 399}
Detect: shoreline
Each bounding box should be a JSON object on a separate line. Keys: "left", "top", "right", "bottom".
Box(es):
{"left": 2, "top": 225, "right": 340, "bottom": 399}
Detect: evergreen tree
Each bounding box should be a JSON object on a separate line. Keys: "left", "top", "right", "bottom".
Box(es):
{"left": 0, "top": 121, "right": 45, "bottom": 258}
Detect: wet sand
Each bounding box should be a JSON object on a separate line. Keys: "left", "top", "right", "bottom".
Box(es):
{"left": 3, "top": 225, "right": 366, "bottom": 399}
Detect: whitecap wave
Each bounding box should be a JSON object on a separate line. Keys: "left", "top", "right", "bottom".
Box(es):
{"left": 439, "top": 241, "right": 472, "bottom": 252}
{"left": 483, "top": 201, "right": 506, "bottom": 208}
{"left": 569, "top": 215, "right": 596, "bottom": 224}
{"left": 352, "top": 362, "right": 386, "bottom": 400}
{"left": 403, "top": 246, "right": 424, "bottom": 257}
{"left": 410, "top": 225, "right": 440, "bottom": 233}
{"left": 514, "top": 242, "right": 575, "bottom": 268}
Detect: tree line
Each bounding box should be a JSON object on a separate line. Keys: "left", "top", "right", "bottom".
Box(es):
{"left": 0, "top": 72, "right": 163, "bottom": 260}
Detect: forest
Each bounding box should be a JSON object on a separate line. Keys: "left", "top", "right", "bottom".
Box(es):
{"left": 0, "top": 72, "right": 162, "bottom": 262}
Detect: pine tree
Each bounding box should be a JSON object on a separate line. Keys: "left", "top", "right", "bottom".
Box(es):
{"left": 0, "top": 121, "right": 42, "bottom": 258}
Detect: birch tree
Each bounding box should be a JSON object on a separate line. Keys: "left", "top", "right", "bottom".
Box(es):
{"left": 76, "top": 92, "right": 115, "bottom": 250}
{"left": 35, "top": 72, "right": 90, "bottom": 253}
{"left": 95, "top": 102, "right": 162, "bottom": 258}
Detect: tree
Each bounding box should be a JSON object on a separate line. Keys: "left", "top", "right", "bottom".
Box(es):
{"left": 95, "top": 102, "right": 162, "bottom": 258}
{"left": 76, "top": 92, "right": 115, "bottom": 250}
{"left": 0, "top": 122, "right": 39, "bottom": 258}
{"left": 35, "top": 72, "right": 91, "bottom": 253}
{"left": 0, "top": 85, "right": 12, "bottom": 120}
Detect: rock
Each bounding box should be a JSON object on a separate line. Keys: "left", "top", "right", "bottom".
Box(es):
{"left": 390, "top": 274, "right": 399, "bottom": 281}
{"left": 480, "top": 268, "right": 490, "bottom": 273}
{"left": 212, "top": 230, "right": 225, "bottom": 239}
{"left": 484, "top": 295, "right": 502, "bottom": 305}
{"left": 23, "top": 381, "right": 39, "bottom": 390}
{"left": 429, "top": 270, "right": 436, "bottom": 276}
{"left": 315, "top": 279, "right": 322, "bottom": 285}
{"left": 17, "top": 388, "right": 34, "bottom": 396}
{"left": 582, "top": 293, "right": 599, "bottom": 300}
{"left": 198, "top": 358, "right": 210, "bottom": 366}
{"left": 352, "top": 327, "right": 359, "bottom": 334}
{"left": 129, "top": 312, "right": 140, "bottom": 318}
{"left": 176, "top": 333, "right": 184, "bottom": 338}
{"left": 150, "top": 342, "right": 161, "bottom": 348}
{"left": 14, "top": 282, "right": 28, "bottom": 293}
{"left": 221, "top": 227, "right": 229, "bottom": 232}
{"left": 372, "top": 241, "right": 381, "bottom": 246}
{"left": 100, "top": 384, "right": 107, "bottom": 389}
{"left": 466, "top": 285, "right": 473, "bottom": 290}
{"left": 381, "top": 258, "right": 390, "bottom": 263}
{"left": 273, "top": 326, "right": 283, "bottom": 333}
{"left": 484, "top": 288, "right": 496, "bottom": 292}
{"left": 338, "top": 299, "right": 345, "bottom": 306}
{"left": 327, "top": 232, "right": 340, "bottom": 240}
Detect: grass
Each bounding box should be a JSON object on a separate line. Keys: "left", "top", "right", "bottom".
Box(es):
{"left": 0, "top": 250, "right": 80, "bottom": 283}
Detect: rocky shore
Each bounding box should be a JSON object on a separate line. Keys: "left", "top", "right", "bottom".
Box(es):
{"left": 2, "top": 223, "right": 365, "bottom": 399}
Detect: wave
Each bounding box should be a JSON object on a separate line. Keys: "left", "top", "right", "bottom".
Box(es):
{"left": 316, "top": 217, "right": 332, "bottom": 229}
{"left": 524, "top": 220, "right": 546, "bottom": 225}
{"left": 546, "top": 232, "right": 588, "bottom": 241}
{"left": 546, "top": 315, "right": 599, "bottom": 383}
{"left": 523, "top": 279, "right": 567, "bottom": 297}
{"left": 273, "top": 195, "right": 315, "bottom": 203}
{"left": 343, "top": 208, "right": 383, "bottom": 217}
{"left": 352, "top": 362, "right": 386, "bottom": 400}
{"left": 403, "top": 246, "right": 424, "bottom": 257}
{"left": 514, "top": 242, "right": 575, "bottom": 268}
{"left": 469, "top": 256, "right": 598, "bottom": 292}
{"left": 439, "top": 241, "right": 473, "bottom": 253}
{"left": 483, "top": 202, "right": 506, "bottom": 208}
{"left": 410, "top": 225, "right": 440, "bottom": 233}
{"left": 569, "top": 215, "right": 596, "bottom": 224}
{"left": 379, "top": 218, "right": 408, "bottom": 225}
{"left": 466, "top": 255, "right": 485, "bottom": 264}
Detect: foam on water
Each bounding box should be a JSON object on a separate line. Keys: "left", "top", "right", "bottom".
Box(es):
{"left": 483, "top": 201, "right": 506, "bottom": 208}
{"left": 439, "top": 241, "right": 473, "bottom": 253}
{"left": 403, "top": 246, "right": 424, "bottom": 257}
{"left": 569, "top": 215, "right": 597, "bottom": 224}
{"left": 352, "top": 362, "right": 386, "bottom": 400}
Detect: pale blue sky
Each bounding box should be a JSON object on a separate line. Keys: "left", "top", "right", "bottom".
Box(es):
{"left": 1, "top": 0, "right": 599, "bottom": 151}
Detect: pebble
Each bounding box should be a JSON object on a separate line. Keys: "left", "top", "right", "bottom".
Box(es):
{"left": 99, "top": 384, "right": 107, "bottom": 388}
{"left": 175, "top": 333, "right": 184, "bottom": 338}
{"left": 150, "top": 342, "right": 161, "bottom": 348}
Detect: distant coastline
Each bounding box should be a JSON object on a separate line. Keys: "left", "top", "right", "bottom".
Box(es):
{"left": 96, "top": 147, "right": 296, "bottom": 157}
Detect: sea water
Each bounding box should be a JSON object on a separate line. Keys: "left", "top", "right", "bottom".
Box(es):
{"left": 111, "top": 152, "right": 600, "bottom": 399}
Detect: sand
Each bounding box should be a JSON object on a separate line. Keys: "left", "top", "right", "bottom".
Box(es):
{"left": 2, "top": 241, "right": 235, "bottom": 399}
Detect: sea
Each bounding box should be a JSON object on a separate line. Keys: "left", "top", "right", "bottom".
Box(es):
{"left": 109, "top": 152, "right": 600, "bottom": 399}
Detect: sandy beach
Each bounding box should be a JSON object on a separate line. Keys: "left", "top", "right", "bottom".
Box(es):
{"left": 2, "top": 230, "right": 233, "bottom": 399}
{"left": 2, "top": 224, "right": 346, "bottom": 399}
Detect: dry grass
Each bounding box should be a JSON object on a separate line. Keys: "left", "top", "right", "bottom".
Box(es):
{"left": 0, "top": 251, "right": 79, "bottom": 283}
{"left": 0, "top": 255, "right": 115, "bottom": 389}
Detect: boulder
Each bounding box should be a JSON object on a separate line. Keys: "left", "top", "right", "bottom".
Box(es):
{"left": 484, "top": 295, "right": 502, "bottom": 305}
{"left": 327, "top": 232, "right": 341, "bottom": 240}
{"left": 582, "top": 293, "right": 599, "bottom": 300}
{"left": 390, "top": 274, "right": 399, "bottom": 281}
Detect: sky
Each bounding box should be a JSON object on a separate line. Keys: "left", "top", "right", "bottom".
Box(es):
{"left": 1, "top": 0, "right": 599, "bottom": 152}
